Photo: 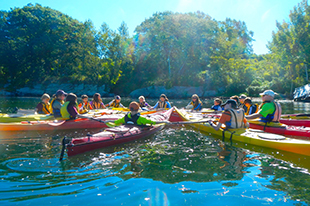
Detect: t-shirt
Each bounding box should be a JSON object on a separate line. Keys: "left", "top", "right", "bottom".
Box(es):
{"left": 114, "top": 113, "right": 156, "bottom": 126}
{"left": 258, "top": 102, "right": 275, "bottom": 118}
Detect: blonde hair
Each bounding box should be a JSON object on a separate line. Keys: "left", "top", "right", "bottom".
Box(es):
{"left": 139, "top": 96, "right": 145, "bottom": 101}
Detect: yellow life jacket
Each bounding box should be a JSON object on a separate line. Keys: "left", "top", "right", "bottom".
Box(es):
{"left": 225, "top": 108, "right": 245, "bottom": 129}
{"left": 50, "top": 98, "right": 64, "bottom": 117}
{"left": 245, "top": 104, "right": 258, "bottom": 115}
{"left": 37, "top": 102, "right": 51, "bottom": 114}
{"left": 60, "top": 101, "right": 70, "bottom": 119}
{"left": 92, "top": 101, "right": 104, "bottom": 109}
{"left": 110, "top": 100, "right": 120, "bottom": 108}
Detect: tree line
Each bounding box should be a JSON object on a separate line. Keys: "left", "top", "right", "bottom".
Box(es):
{"left": 0, "top": 1, "right": 309, "bottom": 97}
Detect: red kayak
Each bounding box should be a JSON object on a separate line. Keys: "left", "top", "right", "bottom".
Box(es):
{"left": 64, "top": 108, "right": 173, "bottom": 157}
{"left": 248, "top": 120, "right": 310, "bottom": 140}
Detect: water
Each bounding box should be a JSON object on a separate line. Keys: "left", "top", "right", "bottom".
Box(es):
{"left": 1, "top": 97, "right": 310, "bottom": 206}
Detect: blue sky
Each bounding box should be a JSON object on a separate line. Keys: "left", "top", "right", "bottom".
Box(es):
{"left": 1, "top": 0, "right": 305, "bottom": 54}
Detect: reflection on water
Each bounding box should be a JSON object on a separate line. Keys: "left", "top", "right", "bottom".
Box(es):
{"left": 0, "top": 98, "right": 310, "bottom": 205}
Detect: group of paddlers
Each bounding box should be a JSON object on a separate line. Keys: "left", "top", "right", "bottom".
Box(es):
{"left": 34, "top": 89, "right": 282, "bottom": 129}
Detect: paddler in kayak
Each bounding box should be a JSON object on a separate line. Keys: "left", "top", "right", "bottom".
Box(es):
{"left": 110, "top": 102, "right": 167, "bottom": 126}
{"left": 61, "top": 93, "right": 79, "bottom": 120}
{"left": 243, "top": 98, "right": 258, "bottom": 115}
{"left": 50, "top": 90, "right": 67, "bottom": 118}
{"left": 211, "top": 98, "right": 223, "bottom": 111}
{"left": 138, "top": 96, "right": 151, "bottom": 110}
{"left": 239, "top": 94, "right": 248, "bottom": 112}
{"left": 245, "top": 90, "right": 282, "bottom": 123}
{"left": 209, "top": 99, "right": 248, "bottom": 131}
{"left": 185, "top": 94, "right": 202, "bottom": 111}
{"left": 78, "top": 94, "right": 93, "bottom": 114}
{"left": 106, "top": 95, "right": 125, "bottom": 108}
{"left": 90, "top": 93, "right": 106, "bottom": 109}
{"left": 153, "top": 94, "right": 172, "bottom": 110}
{"left": 35, "top": 93, "right": 52, "bottom": 114}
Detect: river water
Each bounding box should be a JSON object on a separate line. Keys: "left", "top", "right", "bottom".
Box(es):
{"left": 0, "top": 97, "right": 310, "bottom": 206}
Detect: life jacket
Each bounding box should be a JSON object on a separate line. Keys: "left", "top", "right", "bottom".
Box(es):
{"left": 225, "top": 108, "right": 245, "bottom": 129}
{"left": 79, "top": 102, "right": 92, "bottom": 114}
{"left": 60, "top": 102, "right": 77, "bottom": 120}
{"left": 37, "top": 102, "right": 51, "bottom": 114}
{"left": 51, "top": 98, "right": 63, "bottom": 118}
{"left": 110, "top": 100, "right": 120, "bottom": 108}
{"left": 92, "top": 101, "right": 104, "bottom": 109}
{"left": 240, "top": 104, "right": 247, "bottom": 113}
{"left": 157, "top": 101, "right": 169, "bottom": 109}
{"left": 245, "top": 104, "right": 258, "bottom": 115}
{"left": 190, "top": 101, "right": 202, "bottom": 111}
{"left": 139, "top": 101, "right": 147, "bottom": 107}
{"left": 211, "top": 105, "right": 223, "bottom": 111}
{"left": 259, "top": 101, "right": 282, "bottom": 123}
{"left": 124, "top": 113, "right": 140, "bottom": 125}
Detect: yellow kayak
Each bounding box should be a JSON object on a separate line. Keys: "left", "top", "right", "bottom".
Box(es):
{"left": 173, "top": 107, "right": 310, "bottom": 156}
{"left": 0, "top": 113, "right": 54, "bottom": 123}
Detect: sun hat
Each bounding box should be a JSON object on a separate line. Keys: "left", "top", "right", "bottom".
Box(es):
{"left": 55, "top": 90, "right": 67, "bottom": 96}
{"left": 222, "top": 99, "right": 237, "bottom": 108}
{"left": 259, "top": 90, "right": 277, "bottom": 97}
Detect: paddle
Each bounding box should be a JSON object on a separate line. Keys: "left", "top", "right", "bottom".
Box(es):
{"left": 168, "top": 119, "right": 212, "bottom": 124}
{"left": 59, "top": 137, "right": 70, "bottom": 161}
{"left": 77, "top": 114, "right": 115, "bottom": 124}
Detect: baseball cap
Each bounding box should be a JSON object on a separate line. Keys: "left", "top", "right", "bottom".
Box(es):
{"left": 115, "top": 95, "right": 121, "bottom": 100}
{"left": 259, "top": 90, "right": 277, "bottom": 97}
{"left": 239, "top": 94, "right": 247, "bottom": 99}
{"left": 55, "top": 90, "right": 67, "bottom": 96}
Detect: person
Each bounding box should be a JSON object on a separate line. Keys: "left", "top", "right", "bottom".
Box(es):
{"left": 153, "top": 94, "right": 171, "bottom": 109}
{"left": 209, "top": 99, "right": 248, "bottom": 131}
{"left": 78, "top": 95, "right": 93, "bottom": 114}
{"left": 60, "top": 93, "right": 79, "bottom": 120}
{"left": 138, "top": 96, "right": 151, "bottom": 109}
{"left": 50, "top": 90, "right": 67, "bottom": 118}
{"left": 246, "top": 90, "right": 282, "bottom": 123}
{"left": 111, "top": 102, "right": 166, "bottom": 126}
{"left": 90, "top": 93, "right": 106, "bottom": 109}
{"left": 185, "top": 94, "right": 202, "bottom": 111}
{"left": 211, "top": 98, "right": 223, "bottom": 111}
{"left": 230, "top": 95, "right": 240, "bottom": 105}
{"left": 106, "top": 95, "right": 125, "bottom": 108}
{"left": 35, "top": 93, "right": 52, "bottom": 114}
{"left": 239, "top": 94, "right": 248, "bottom": 113}
{"left": 243, "top": 98, "right": 258, "bottom": 115}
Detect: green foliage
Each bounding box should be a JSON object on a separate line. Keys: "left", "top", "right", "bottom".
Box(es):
{"left": 1, "top": 2, "right": 310, "bottom": 97}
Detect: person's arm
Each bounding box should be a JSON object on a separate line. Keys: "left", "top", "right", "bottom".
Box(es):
{"left": 153, "top": 102, "right": 159, "bottom": 109}
{"left": 137, "top": 116, "right": 157, "bottom": 125}
{"left": 100, "top": 102, "right": 106, "bottom": 109}
{"left": 166, "top": 102, "right": 172, "bottom": 109}
{"left": 114, "top": 116, "right": 126, "bottom": 126}
{"left": 209, "top": 121, "right": 223, "bottom": 131}
{"left": 35, "top": 103, "right": 43, "bottom": 113}
{"left": 193, "top": 103, "right": 202, "bottom": 111}
{"left": 245, "top": 113, "right": 262, "bottom": 119}
{"left": 209, "top": 112, "right": 230, "bottom": 131}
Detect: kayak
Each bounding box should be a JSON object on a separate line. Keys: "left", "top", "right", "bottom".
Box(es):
{"left": 172, "top": 107, "right": 310, "bottom": 156}
{"left": 279, "top": 118, "right": 310, "bottom": 127}
{"left": 64, "top": 108, "right": 173, "bottom": 157}
{"left": 248, "top": 120, "right": 310, "bottom": 139}
{"left": 0, "top": 113, "right": 124, "bottom": 131}
{"left": 0, "top": 113, "right": 54, "bottom": 123}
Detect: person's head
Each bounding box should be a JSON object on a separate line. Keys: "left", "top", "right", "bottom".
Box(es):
{"left": 115, "top": 95, "right": 121, "bottom": 103}
{"left": 260, "top": 90, "right": 277, "bottom": 101}
{"left": 129, "top": 101, "right": 140, "bottom": 113}
{"left": 41, "top": 93, "right": 50, "bottom": 103}
{"left": 160, "top": 94, "right": 168, "bottom": 102}
{"left": 191, "top": 94, "right": 199, "bottom": 102}
{"left": 243, "top": 97, "right": 252, "bottom": 106}
{"left": 239, "top": 94, "right": 247, "bottom": 104}
{"left": 81, "top": 95, "right": 88, "bottom": 103}
{"left": 93, "top": 93, "right": 101, "bottom": 102}
{"left": 214, "top": 98, "right": 222, "bottom": 106}
{"left": 139, "top": 96, "right": 145, "bottom": 103}
{"left": 66, "top": 93, "right": 77, "bottom": 104}
{"left": 55, "top": 90, "right": 67, "bottom": 101}
{"left": 222, "top": 99, "right": 238, "bottom": 110}
{"left": 230, "top": 95, "right": 239, "bottom": 104}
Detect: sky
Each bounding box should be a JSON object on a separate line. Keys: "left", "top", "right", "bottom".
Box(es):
{"left": 0, "top": 0, "right": 306, "bottom": 54}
